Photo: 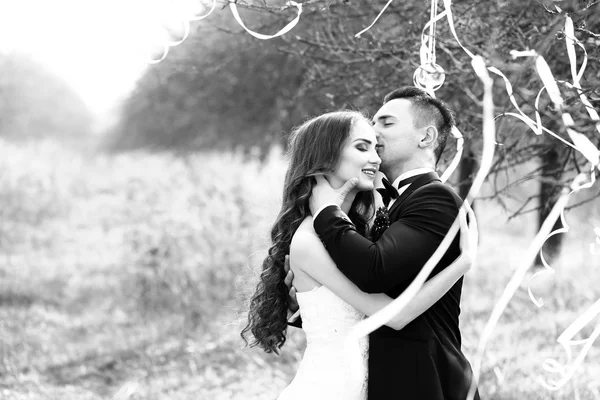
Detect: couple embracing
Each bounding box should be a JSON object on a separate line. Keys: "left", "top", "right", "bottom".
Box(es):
{"left": 242, "top": 86, "right": 480, "bottom": 400}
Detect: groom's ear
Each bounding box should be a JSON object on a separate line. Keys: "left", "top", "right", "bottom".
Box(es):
{"left": 419, "top": 126, "right": 438, "bottom": 149}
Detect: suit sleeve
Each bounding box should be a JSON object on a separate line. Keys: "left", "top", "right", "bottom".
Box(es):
{"left": 313, "top": 184, "right": 460, "bottom": 293}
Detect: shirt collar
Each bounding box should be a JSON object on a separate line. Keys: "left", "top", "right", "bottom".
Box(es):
{"left": 391, "top": 167, "right": 436, "bottom": 189}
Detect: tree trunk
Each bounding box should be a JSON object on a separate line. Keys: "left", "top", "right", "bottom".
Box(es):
{"left": 458, "top": 147, "right": 477, "bottom": 201}
{"left": 534, "top": 146, "right": 565, "bottom": 267}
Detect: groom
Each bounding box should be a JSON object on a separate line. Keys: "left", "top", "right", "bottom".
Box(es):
{"left": 289, "top": 86, "right": 479, "bottom": 400}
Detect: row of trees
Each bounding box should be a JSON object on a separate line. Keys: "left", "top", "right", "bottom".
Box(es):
{"left": 110, "top": 0, "right": 600, "bottom": 260}
{"left": 0, "top": 54, "right": 93, "bottom": 143}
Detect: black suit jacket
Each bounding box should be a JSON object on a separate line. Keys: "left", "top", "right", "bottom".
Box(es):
{"left": 313, "top": 172, "right": 479, "bottom": 400}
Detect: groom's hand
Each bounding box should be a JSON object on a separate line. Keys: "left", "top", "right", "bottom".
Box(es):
{"left": 283, "top": 255, "right": 299, "bottom": 316}
{"left": 309, "top": 175, "right": 358, "bottom": 216}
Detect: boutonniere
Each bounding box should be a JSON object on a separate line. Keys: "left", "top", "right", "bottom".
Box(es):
{"left": 371, "top": 207, "right": 390, "bottom": 241}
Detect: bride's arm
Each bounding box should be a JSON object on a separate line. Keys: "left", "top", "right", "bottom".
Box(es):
{"left": 291, "top": 204, "right": 477, "bottom": 331}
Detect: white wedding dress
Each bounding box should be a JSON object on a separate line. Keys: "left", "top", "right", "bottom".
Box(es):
{"left": 278, "top": 285, "right": 369, "bottom": 400}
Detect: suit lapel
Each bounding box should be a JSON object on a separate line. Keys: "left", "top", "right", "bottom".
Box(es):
{"left": 388, "top": 172, "right": 441, "bottom": 217}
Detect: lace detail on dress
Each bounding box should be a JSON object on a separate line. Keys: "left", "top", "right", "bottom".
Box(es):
{"left": 278, "top": 286, "right": 368, "bottom": 400}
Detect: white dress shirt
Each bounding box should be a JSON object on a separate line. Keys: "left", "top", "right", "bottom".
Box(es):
{"left": 387, "top": 167, "right": 435, "bottom": 209}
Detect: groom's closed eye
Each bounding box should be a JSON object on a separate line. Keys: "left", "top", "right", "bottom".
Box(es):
{"left": 374, "top": 115, "right": 395, "bottom": 127}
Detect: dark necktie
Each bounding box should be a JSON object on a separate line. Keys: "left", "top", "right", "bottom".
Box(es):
{"left": 371, "top": 173, "right": 429, "bottom": 241}
{"left": 376, "top": 177, "right": 398, "bottom": 207}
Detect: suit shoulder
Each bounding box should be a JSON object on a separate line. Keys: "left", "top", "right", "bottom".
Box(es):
{"left": 413, "top": 181, "right": 462, "bottom": 203}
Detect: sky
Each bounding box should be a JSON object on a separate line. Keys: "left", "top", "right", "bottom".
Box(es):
{"left": 0, "top": 0, "right": 208, "bottom": 115}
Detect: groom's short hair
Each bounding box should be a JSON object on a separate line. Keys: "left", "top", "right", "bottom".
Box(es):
{"left": 383, "top": 87, "right": 456, "bottom": 164}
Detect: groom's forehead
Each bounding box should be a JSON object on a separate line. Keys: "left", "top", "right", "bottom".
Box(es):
{"left": 374, "top": 99, "right": 412, "bottom": 119}
{"left": 372, "top": 113, "right": 394, "bottom": 123}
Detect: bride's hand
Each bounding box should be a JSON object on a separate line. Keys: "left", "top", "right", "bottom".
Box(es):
{"left": 371, "top": 171, "right": 387, "bottom": 210}
{"left": 283, "top": 255, "right": 300, "bottom": 322}
{"left": 374, "top": 170, "right": 386, "bottom": 188}
{"left": 458, "top": 200, "right": 478, "bottom": 271}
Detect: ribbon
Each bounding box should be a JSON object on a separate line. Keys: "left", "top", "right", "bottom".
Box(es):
{"left": 229, "top": 1, "right": 302, "bottom": 40}
{"left": 355, "top": 0, "right": 395, "bottom": 38}
{"left": 348, "top": 54, "right": 496, "bottom": 342}
{"left": 439, "top": 127, "right": 464, "bottom": 183}
{"left": 188, "top": 0, "right": 217, "bottom": 21}
{"left": 539, "top": 298, "right": 600, "bottom": 390}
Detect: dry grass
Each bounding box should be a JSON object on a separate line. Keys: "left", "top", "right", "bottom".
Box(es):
{"left": 0, "top": 139, "right": 599, "bottom": 399}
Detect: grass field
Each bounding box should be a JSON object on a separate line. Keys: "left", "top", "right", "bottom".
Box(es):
{"left": 1, "top": 139, "right": 599, "bottom": 400}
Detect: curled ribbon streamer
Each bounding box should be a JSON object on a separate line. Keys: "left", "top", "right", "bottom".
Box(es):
{"left": 439, "top": 126, "right": 464, "bottom": 183}
{"left": 564, "top": 17, "right": 587, "bottom": 87}
{"left": 561, "top": 82, "right": 600, "bottom": 132}
{"left": 466, "top": 56, "right": 495, "bottom": 199}
{"left": 164, "top": 20, "right": 191, "bottom": 46}
{"left": 444, "top": 8, "right": 559, "bottom": 142}
{"left": 562, "top": 15, "right": 600, "bottom": 131}
{"left": 440, "top": 0, "right": 559, "bottom": 143}
{"left": 145, "top": 0, "right": 214, "bottom": 64}
{"left": 352, "top": 0, "right": 464, "bottom": 184}
{"left": 535, "top": 55, "right": 600, "bottom": 167}
{"left": 544, "top": 17, "right": 600, "bottom": 164}
{"left": 527, "top": 171, "right": 597, "bottom": 308}
{"left": 418, "top": 5, "right": 461, "bottom": 183}
{"left": 441, "top": 0, "right": 476, "bottom": 59}
{"left": 499, "top": 112, "right": 585, "bottom": 153}
{"left": 348, "top": 213, "right": 460, "bottom": 339}
{"left": 489, "top": 65, "right": 543, "bottom": 135}
{"left": 418, "top": 10, "right": 448, "bottom": 66}
{"left": 355, "top": 0, "right": 395, "bottom": 38}
{"left": 425, "top": 2, "right": 600, "bottom": 397}
{"left": 147, "top": 45, "right": 170, "bottom": 64}
{"left": 188, "top": 0, "right": 216, "bottom": 21}
{"left": 467, "top": 57, "right": 599, "bottom": 400}
{"left": 348, "top": 55, "right": 496, "bottom": 343}
{"left": 441, "top": 0, "right": 598, "bottom": 156}
{"left": 539, "top": 298, "right": 600, "bottom": 390}
{"left": 466, "top": 183, "right": 575, "bottom": 400}
{"left": 146, "top": 19, "right": 190, "bottom": 63}
{"left": 533, "top": 86, "right": 548, "bottom": 136}
{"left": 229, "top": 1, "right": 302, "bottom": 40}
{"left": 424, "top": 1, "right": 600, "bottom": 397}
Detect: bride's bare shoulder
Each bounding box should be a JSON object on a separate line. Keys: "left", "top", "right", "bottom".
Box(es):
{"left": 298, "top": 215, "right": 314, "bottom": 230}
{"left": 289, "top": 223, "right": 323, "bottom": 280}
{"left": 291, "top": 217, "right": 319, "bottom": 254}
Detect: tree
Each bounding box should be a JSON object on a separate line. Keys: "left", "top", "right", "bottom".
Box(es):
{"left": 111, "top": 0, "right": 600, "bottom": 261}
{"left": 245, "top": 0, "right": 600, "bottom": 263}
{"left": 0, "top": 53, "right": 93, "bottom": 143}
{"left": 107, "top": 7, "right": 317, "bottom": 154}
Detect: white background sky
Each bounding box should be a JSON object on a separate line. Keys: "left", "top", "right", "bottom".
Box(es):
{"left": 0, "top": 0, "right": 206, "bottom": 115}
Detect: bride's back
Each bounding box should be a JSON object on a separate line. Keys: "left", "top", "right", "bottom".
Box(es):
{"left": 278, "top": 219, "right": 368, "bottom": 400}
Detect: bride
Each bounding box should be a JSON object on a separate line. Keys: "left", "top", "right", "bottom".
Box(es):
{"left": 241, "top": 110, "right": 477, "bottom": 400}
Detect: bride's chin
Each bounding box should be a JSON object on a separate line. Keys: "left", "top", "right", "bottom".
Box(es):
{"left": 356, "top": 182, "right": 374, "bottom": 192}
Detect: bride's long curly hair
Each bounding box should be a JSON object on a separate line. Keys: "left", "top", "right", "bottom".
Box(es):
{"left": 241, "top": 110, "right": 375, "bottom": 354}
